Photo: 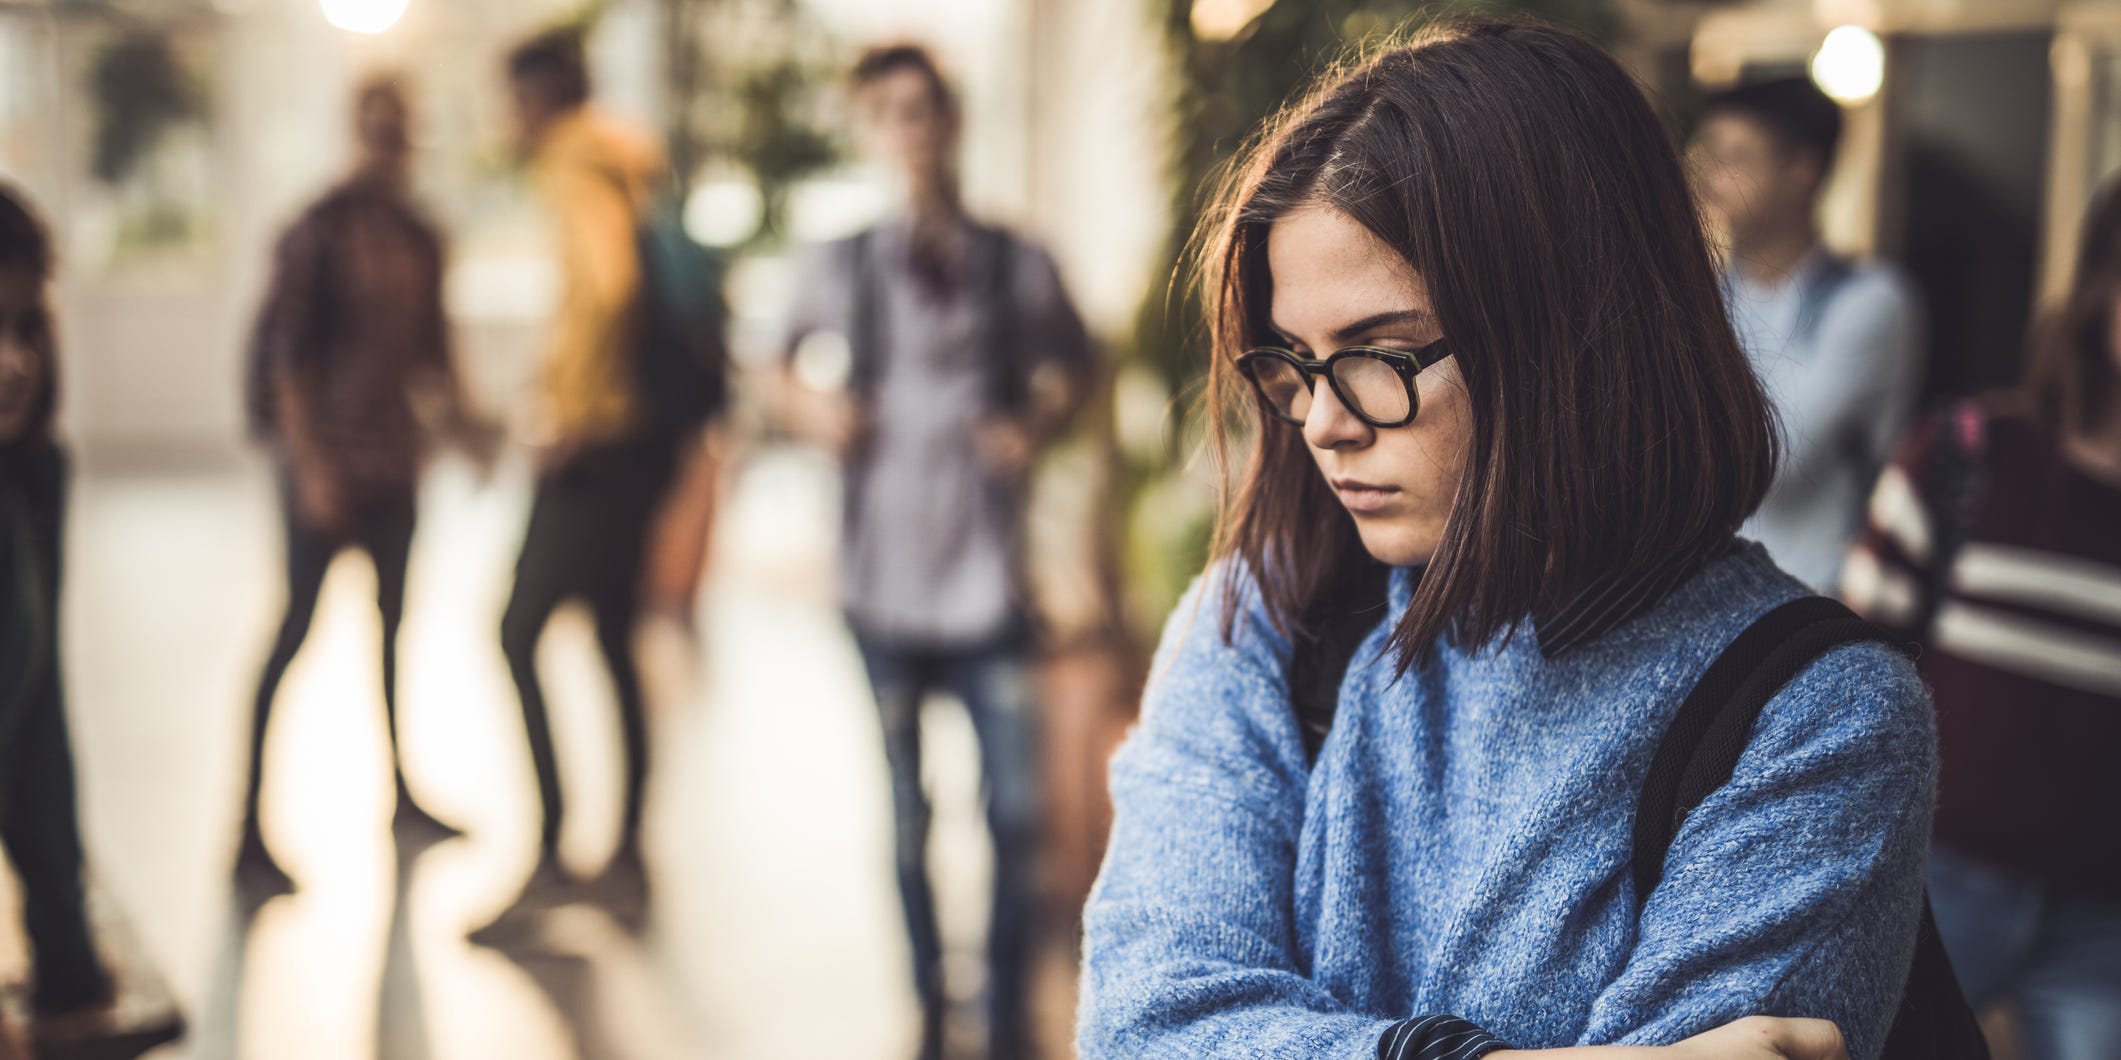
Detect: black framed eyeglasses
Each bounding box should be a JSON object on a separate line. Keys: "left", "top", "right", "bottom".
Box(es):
{"left": 1236, "top": 339, "right": 1452, "bottom": 429}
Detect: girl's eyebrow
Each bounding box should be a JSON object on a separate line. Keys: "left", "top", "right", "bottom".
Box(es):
{"left": 1268, "top": 308, "right": 1436, "bottom": 347}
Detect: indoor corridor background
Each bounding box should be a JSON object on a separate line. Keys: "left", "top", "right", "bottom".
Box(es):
{"left": 43, "top": 444, "right": 1070, "bottom": 1059}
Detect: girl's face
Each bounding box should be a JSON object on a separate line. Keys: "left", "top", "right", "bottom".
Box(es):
{"left": 1265, "top": 203, "right": 1471, "bottom": 567}
{"left": 0, "top": 266, "right": 49, "bottom": 444}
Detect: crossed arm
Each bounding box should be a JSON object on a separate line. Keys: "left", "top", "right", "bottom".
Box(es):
{"left": 1077, "top": 576, "right": 1935, "bottom": 1060}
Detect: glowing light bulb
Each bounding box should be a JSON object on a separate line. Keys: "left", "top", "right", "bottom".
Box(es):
{"left": 684, "top": 175, "right": 765, "bottom": 249}
{"left": 320, "top": 0, "right": 407, "bottom": 35}
{"left": 1191, "top": 0, "right": 1274, "bottom": 43}
{"left": 1810, "top": 25, "right": 1885, "bottom": 105}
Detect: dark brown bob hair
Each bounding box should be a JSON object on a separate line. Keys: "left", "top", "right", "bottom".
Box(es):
{"left": 1201, "top": 18, "right": 1777, "bottom": 665}
{"left": 2026, "top": 175, "right": 2121, "bottom": 438}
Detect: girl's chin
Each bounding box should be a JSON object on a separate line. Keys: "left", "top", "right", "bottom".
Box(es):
{"left": 1354, "top": 523, "right": 1440, "bottom": 569}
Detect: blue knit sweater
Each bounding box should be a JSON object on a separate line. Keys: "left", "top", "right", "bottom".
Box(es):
{"left": 1077, "top": 543, "right": 1936, "bottom": 1058}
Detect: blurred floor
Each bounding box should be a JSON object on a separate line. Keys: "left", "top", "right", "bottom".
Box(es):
{"left": 35, "top": 444, "right": 1067, "bottom": 1059}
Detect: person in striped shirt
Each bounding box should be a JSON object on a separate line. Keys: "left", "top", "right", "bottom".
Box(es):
{"left": 1843, "top": 177, "right": 2121, "bottom": 1060}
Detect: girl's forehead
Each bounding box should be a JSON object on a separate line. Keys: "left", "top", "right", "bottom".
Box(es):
{"left": 1265, "top": 206, "right": 1427, "bottom": 333}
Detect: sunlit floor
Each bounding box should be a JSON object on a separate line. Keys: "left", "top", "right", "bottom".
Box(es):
{"left": 42, "top": 444, "right": 1066, "bottom": 1059}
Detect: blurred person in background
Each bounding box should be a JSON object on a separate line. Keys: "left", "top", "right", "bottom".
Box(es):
{"left": 237, "top": 76, "right": 487, "bottom": 894}
{"left": 777, "top": 43, "right": 1095, "bottom": 1060}
{"left": 1844, "top": 176, "right": 2121, "bottom": 1059}
{"left": 1, "top": 183, "right": 184, "bottom": 1054}
{"left": 483, "top": 28, "right": 676, "bottom": 930}
{"left": 1692, "top": 78, "right": 1924, "bottom": 593}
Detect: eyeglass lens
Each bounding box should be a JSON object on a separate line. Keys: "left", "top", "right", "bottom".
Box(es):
{"left": 1250, "top": 353, "right": 1413, "bottom": 425}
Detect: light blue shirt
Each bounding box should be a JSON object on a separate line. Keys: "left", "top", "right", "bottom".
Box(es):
{"left": 1725, "top": 247, "right": 1923, "bottom": 591}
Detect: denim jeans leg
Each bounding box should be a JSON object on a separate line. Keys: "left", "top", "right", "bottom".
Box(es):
{"left": 856, "top": 636, "right": 944, "bottom": 1009}
{"left": 2014, "top": 891, "right": 2121, "bottom": 1060}
{"left": 1928, "top": 846, "right": 2042, "bottom": 1008}
{"left": 949, "top": 643, "right": 1043, "bottom": 1053}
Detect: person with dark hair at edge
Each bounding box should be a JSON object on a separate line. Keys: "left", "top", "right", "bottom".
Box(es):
{"left": 776, "top": 43, "right": 1096, "bottom": 1060}
{"left": 237, "top": 76, "right": 491, "bottom": 895}
{"left": 0, "top": 183, "right": 185, "bottom": 1056}
{"left": 1690, "top": 77, "right": 1924, "bottom": 594}
{"left": 476, "top": 28, "right": 677, "bottom": 939}
{"left": 1078, "top": 19, "right": 1952, "bottom": 1060}
{"left": 1844, "top": 176, "right": 2121, "bottom": 1059}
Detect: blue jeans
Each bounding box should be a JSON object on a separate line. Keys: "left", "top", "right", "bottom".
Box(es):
{"left": 853, "top": 632, "right": 1043, "bottom": 1052}
{"left": 1929, "top": 846, "right": 2121, "bottom": 1060}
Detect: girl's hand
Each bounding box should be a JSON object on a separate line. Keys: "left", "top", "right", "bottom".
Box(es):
{"left": 1489, "top": 1016, "right": 1848, "bottom": 1060}
{"left": 1670, "top": 1016, "right": 1847, "bottom": 1060}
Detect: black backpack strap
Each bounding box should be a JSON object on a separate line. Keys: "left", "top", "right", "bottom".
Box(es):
{"left": 1287, "top": 560, "right": 1392, "bottom": 768}
{"left": 839, "top": 229, "right": 882, "bottom": 541}
{"left": 845, "top": 229, "right": 881, "bottom": 401}
{"left": 1888, "top": 901, "right": 1991, "bottom": 1059}
{"left": 1633, "top": 596, "right": 1884, "bottom": 905}
{"left": 1633, "top": 596, "right": 1988, "bottom": 1060}
{"left": 981, "top": 225, "right": 1027, "bottom": 414}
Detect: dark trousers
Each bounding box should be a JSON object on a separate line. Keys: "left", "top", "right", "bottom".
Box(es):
{"left": 245, "top": 477, "right": 417, "bottom": 827}
{"left": 2, "top": 666, "right": 108, "bottom": 1010}
{"left": 500, "top": 439, "right": 676, "bottom": 859}
{"left": 853, "top": 631, "right": 1042, "bottom": 1053}
{"left": 1930, "top": 847, "right": 2121, "bottom": 1058}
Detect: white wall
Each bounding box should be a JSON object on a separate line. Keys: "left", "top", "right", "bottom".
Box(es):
{"left": 14, "top": 0, "right": 583, "bottom": 459}
{"left": 16, "top": 0, "right": 1173, "bottom": 457}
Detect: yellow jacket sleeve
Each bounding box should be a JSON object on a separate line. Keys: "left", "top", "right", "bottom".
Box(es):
{"left": 531, "top": 110, "right": 666, "bottom": 444}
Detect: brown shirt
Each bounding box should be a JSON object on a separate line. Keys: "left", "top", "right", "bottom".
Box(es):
{"left": 256, "top": 176, "right": 450, "bottom": 493}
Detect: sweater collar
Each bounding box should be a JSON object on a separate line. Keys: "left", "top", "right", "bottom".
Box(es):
{"left": 1385, "top": 535, "right": 1738, "bottom": 658}
{"left": 1530, "top": 536, "right": 1739, "bottom": 657}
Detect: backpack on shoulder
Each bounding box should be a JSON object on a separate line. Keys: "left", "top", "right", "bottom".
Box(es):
{"left": 1288, "top": 585, "right": 1988, "bottom": 1058}
{"left": 631, "top": 195, "right": 731, "bottom": 436}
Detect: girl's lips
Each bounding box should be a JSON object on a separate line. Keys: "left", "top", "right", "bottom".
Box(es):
{"left": 1331, "top": 479, "right": 1401, "bottom": 514}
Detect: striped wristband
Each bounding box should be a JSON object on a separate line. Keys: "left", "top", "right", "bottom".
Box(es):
{"left": 1377, "top": 1015, "right": 1511, "bottom": 1060}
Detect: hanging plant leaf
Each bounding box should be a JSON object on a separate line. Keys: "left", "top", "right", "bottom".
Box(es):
{"left": 88, "top": 29, "right": 205, "bottom": 187}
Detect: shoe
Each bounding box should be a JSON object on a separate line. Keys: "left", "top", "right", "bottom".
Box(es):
{"left": 465, "top": 904, "right": 541, "bottom": 952}
{"left": 232, "top": 828, "right": 295, "bottom": 900}
{"left": 30, "top": 1002, "right": 185, "bottom": 1060}
{"left": 990, "top": 1029, "right": 1040, "bottom": 1060}
{"left": 390, "top": 787, "right": 464, "bottom": 850}
{"left": 581, "top": 844, "right": 650, "bottom": 935}
{"left": 915, "top": 996, "right": 945, "bottom": 1060}
{"left": 30, "top": 967, "right": 185, "bottom": 1060}
{"left": 515, "top": 853, "right": 579, "bottom": 909}
{"left": 466, "top": 855, "right": 577, "bottom": 950}
{"left": 30, "top": 965, "right": 112, "bottom": 1019}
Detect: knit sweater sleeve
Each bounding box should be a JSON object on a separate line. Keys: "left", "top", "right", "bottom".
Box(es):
{"left": 1076, "top": 568, "right": 1401, "bottom": 1058}
{"left": 1577, "top": 640, "right": 1938, "bottom": 1060}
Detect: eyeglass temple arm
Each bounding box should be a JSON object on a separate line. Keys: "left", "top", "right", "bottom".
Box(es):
{"left": 1408, "top": 339, "right": 1451, "bottom": 371}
